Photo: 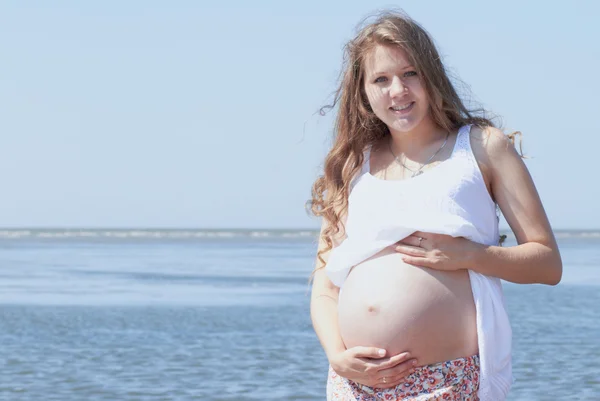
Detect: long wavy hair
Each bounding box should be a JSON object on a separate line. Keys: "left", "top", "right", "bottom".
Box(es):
{"left": 307, "top": 10, "right": 521, "bottom": 272}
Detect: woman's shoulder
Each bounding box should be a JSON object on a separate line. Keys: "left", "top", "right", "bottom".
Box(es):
{"left": 468, "top": 125, "right": 523, "bottom": 195}
{"left": 469, "top": 125, "right": 521, "bottom": 168}
{"left": 469, "top": 124, "right": 516, "bottom": 154}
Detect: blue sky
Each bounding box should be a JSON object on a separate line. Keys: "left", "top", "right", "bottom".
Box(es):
{"left": 0, "top": 1, "right": 598, "bottom": 229}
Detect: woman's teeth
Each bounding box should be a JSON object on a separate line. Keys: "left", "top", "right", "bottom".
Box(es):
{"left": 391, "top": 102, "right": 413, "bottom": 111}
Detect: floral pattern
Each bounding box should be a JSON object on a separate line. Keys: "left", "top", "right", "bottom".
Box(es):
{"left": 327, "top": 355, "right": 480, "bottom": 401}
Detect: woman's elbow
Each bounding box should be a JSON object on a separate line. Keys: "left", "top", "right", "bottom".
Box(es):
{"left": 545, "top": 253, "right": 563, "bottom": 286}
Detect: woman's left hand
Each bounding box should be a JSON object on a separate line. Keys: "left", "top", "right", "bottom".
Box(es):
{"left": 394, "top": 231, "right": 482, "bottom": 271}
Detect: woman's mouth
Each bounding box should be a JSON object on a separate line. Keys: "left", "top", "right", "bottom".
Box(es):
{"left": 389, "top": 102, "right": 415, "bottom": 114}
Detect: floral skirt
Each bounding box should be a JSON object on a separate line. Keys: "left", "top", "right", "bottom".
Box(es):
{"left": 326, "top": 354, "right": 480, "bottom": 401}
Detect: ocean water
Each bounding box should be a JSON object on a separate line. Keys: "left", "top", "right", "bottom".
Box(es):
{"left": 0, "top": 229, "right": 599, "bottom": 401}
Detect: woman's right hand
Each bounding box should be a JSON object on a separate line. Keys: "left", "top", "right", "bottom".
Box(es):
{"left": 329, "top": 347, "right": 417, "bottom": 389}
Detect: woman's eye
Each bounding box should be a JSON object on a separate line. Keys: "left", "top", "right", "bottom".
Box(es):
{"left": 374, "top": 72, "right": 416, "bottom": 83}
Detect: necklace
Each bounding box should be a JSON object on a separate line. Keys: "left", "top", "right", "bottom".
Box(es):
{"left": 388, "top": 132, "right": 450, "bottom": 178}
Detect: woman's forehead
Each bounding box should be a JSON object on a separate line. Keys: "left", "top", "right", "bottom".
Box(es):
{"left": 364, "top": 45, "right": 411, "bottom": 74}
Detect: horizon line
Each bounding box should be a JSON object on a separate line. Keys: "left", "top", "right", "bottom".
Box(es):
{"left": 0, "top": 226, "right": 598, "bottom": 232}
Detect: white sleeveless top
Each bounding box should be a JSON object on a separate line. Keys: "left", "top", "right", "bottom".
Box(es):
{"left": 326, "top": 125, "right": 513, "bottom": 401}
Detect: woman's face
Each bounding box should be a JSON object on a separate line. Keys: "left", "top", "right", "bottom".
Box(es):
{"left": 363, "top": 44, "right": 432, "bottom": 134}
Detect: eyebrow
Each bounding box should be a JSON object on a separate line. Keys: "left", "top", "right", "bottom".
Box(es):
{"left": 369, "top": 65, "right": 415, "bottom": 77}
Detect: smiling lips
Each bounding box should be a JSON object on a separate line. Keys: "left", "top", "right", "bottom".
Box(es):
{"left": 390, "top": 101, "right": 415, "bottom": 113}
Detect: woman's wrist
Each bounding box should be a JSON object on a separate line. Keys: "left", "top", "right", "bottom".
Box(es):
{"left": 328, "top": 349, "right": 348, "bottom": 375}
{"left": 466, "top": 240, "right": 488, "bottom": 272}
{"left": 326, "top": 346, "right": 346, "bottom": 363}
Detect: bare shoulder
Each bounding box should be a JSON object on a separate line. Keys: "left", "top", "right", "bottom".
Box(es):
{"left": 468, "top": 125, "right": 523, "bottom": 201}
{"left": 470, "top": 125, "right": 523, "bottom": 175}
{"left": 470, "top": 125, "right": 519, "bottom": 162}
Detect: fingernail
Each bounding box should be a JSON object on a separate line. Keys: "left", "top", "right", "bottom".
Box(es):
{"left": 378, "top": 349, "right": 386, "bottom": 356}
{"left": 412, "top": 360, "right": 417, "bottom": 366}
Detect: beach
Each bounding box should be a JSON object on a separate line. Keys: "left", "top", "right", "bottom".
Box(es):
{"left": 0, "top": 229, "right": 598, "bottom": 400}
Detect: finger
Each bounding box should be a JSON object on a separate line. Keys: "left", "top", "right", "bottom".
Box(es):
{"left": 351, "top": 346, "right": 388, "bottom": 359}
{"left": 372, "top": 362, "right": 416, "bottom": 389}
{"left": 380, "top": 371, "right": 413, "bottom": 389}
{"left": 401, "top": 256, "right": 435, "bottom": 268}
{"left": 395, "top": 245, "right": 426, "bottom": 257}
{"left": 398, "top": 235, "right": 421, "bottom": 247}
{"left": 396, "top": 235, "right": 424, "bottom": 246}
{"left": 373, "top": 376, "right": 406, "bottom": 389}
{"left": 379, "top": 358, "right": 418, "bottom": 378}
{"left": 373, "top": 352, "right": 412, "bottom": 370}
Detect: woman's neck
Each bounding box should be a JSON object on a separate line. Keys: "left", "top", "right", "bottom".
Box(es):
{"left": 388, "top": 118, "right": 447, "bottom": 159}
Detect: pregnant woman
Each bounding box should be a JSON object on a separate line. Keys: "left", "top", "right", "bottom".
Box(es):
{"left": 308, "top": 10, "right": 562, "bottom": 401}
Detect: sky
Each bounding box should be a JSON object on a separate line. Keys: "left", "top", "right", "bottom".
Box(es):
{"left": 0, "top": 1, "right": 598, "bottom": 230}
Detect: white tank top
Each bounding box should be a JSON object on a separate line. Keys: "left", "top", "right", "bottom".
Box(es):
{"left": 326, "top": 125, "right": 513, "bottom": 401}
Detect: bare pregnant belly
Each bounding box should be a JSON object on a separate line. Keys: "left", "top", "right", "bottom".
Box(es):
{"left": 338, "top": 247, "right": 478, "bottom": 366}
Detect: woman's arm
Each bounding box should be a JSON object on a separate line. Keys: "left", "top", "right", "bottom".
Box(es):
{"left": 395, "top": 126, "right": 562, "bottom": 286}
{"left": 470, "top": 126, "right": 562, "bottom": 285}
{"left": 310, "top": 225, "right": 346, "bottom": 360}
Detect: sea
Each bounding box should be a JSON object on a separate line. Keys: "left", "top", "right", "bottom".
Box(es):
{"left": 0, "top": 229, "right": 598, "bottom": 401}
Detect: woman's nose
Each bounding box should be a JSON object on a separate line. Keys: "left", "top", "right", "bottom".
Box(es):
{"left": 389, "top": 76, "right": 407, "bottom": 97}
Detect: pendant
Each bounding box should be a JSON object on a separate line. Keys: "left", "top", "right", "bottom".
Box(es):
{"left": 411, "top": 170, "right": 424, "bottom": 178}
